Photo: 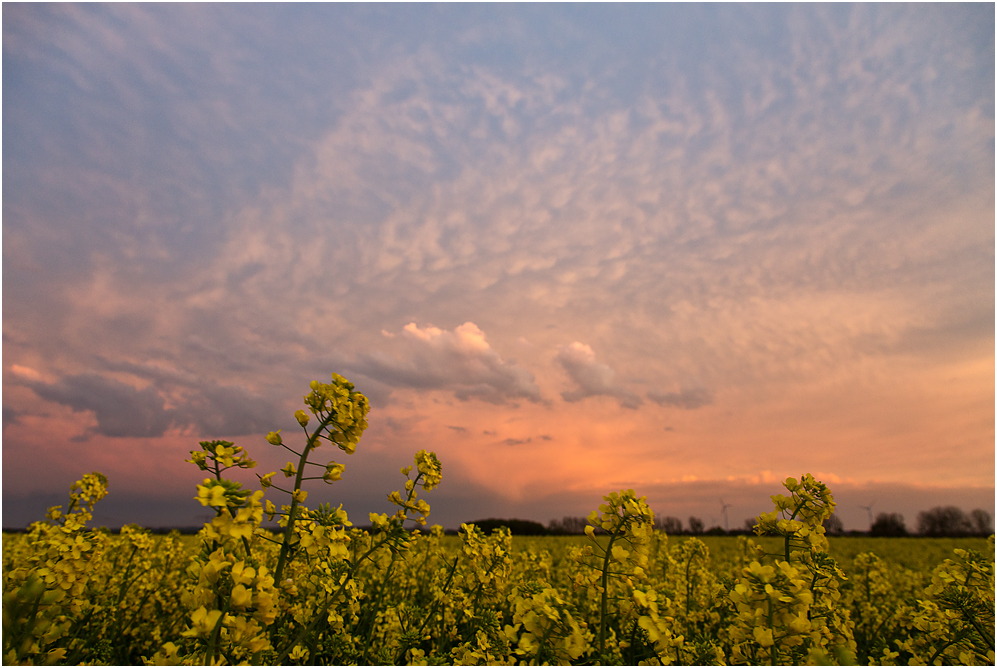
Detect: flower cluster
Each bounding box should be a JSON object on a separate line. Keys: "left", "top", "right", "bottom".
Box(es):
{"left": 895, "top": 541, "right": 995, "bottom": 665}
{"left": 733, "top": 474, "right": 856, "bottom": 664}
{"left": 299, "top": 373, "right": 370, "bottom": 455}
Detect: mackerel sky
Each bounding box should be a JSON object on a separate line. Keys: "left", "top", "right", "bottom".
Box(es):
{"left": 3, "top": 4, "right": 994, "bottom": 531}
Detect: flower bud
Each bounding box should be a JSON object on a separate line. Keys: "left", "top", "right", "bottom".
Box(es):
{"left": 265, "top": 430, "right": 282, "bottom": 446}
{"left": 294, "top": 410, "right": 310, "bottom": 427}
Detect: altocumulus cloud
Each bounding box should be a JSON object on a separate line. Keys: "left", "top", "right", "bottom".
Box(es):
{"left": 555, "top": 342, "right": 643, "bottom": 409}
{"left": 352, "top": 322, "right": 543, "bottom": 405}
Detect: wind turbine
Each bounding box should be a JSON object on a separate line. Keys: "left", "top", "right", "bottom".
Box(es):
{"left": 859, "top": 502, "right": 875, "bottom": 531}
{"left": 720, "top": 498, "right": 732, "bottom": 533}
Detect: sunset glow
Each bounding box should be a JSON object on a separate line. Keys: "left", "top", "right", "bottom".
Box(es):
{"left": 3, "top": 4, "right": 994, "bottom": 532}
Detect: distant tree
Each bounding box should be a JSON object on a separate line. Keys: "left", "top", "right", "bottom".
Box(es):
{"left": 822, "top": 514, "right": 845, "bottom": 536}
{"left": 744, "top": 517, "right": 758, "bottom": 532}
{"left": 654, "top": 516, "right": 683, "bottom": 535}
{"left": 870, "top": 512, "right": 908, "bottom": 537}
{"left": 705, "top": 525, "right": 726, "bottom": 536}
{"left": 970, "top": 509, "right": 993, "bottom": 536}
{"left": 548, "top": 516, "right": 588, "bottom": 535}
{"left": 471, "top": 518, "right": 548, "bottom": 535}
{"left": 688, "top": 516, "right": 704, "bottom": 535}
{"left": 917, "top": 506, "right": 973, "bottom": 537}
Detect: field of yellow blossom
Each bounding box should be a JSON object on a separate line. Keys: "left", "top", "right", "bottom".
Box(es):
{"left": 3, "top": 374, "right": 994, "bottom": 665}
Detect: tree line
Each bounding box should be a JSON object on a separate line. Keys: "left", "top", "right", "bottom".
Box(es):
{"left": 539, "top": 505, "right": 993, "bottom": 537}
{"left": 857, "top": 506, "right": 993, "bottom": 538}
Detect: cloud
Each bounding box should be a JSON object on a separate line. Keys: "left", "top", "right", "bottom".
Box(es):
{"left": 10, "top": 365, "right": 43, "bottom": 381}
{"left": 27, "top": 374, "right": 175, "bottom": 438}
{"left": 2, "top": 5, "right": 992, "bottom": 527}
{"left": 3, "top": 406, "right": 26, "bottom": 432}
{"left": 384, "top": 415, "right": 426, "bottom": 433}
{"left": 353, "top": 322, "right": 542, "bottom": 405}
{"left": 555, "top": 342, "right": 643, "bottom": 409}
{"left": 171, "top": 383, "right": 284, "bottom": 437}
{"left": 648, "top": 387, "right": 714, "bottom": 409}
{"left": 23, "top": 371, "right": 283, "bottom": 439}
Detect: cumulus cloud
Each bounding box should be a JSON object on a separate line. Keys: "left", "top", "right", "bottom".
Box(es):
{"left": 555, "top": 342, "right": 643, "bottom": 409}
{"left": 353, "top": 322, "right": 543, "bottom": 405}
{"left": 647, "top": 387, "right": 714, "bottom": 410}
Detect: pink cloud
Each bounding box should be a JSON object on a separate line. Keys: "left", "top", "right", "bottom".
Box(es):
{"left": 354, "top": 322, "right": 543, "bottom": 405}
{"left": 555, "top": 342, "right": 642, "bottom": 409}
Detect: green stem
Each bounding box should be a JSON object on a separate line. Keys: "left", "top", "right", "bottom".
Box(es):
{"left": 361, "top": 555, "right": 399, "bottom": 663}
{"left": 205, "top": 597, "right": 231, "bottom": 666}
{"left": 927, "top": 633, "right": 963, "bottom": 665}
{"left": 598, "top": 531, "right": 619, "bottom": 657}
{"left": 273, "top": 412, "right": 336, "bottom": 583}
{"left": 685, "top": 551, "right": 693, "bottom": 619}
{"left": 768, "top": 599, "right": 777, "bottom": 666}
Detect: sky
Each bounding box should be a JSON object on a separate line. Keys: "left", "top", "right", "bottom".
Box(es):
{"left": 3, "top": 3, "right": 994, "bottom": 532}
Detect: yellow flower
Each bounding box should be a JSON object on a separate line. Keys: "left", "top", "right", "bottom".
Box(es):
{"left": 182, "top": 606, "right": 223, "bottom": 638}
{"left": 231, "top": 561, "right": 256, "bottom": 586}
{"left": 265, "top": 430, "right": 282, "bottom": 446}
{"left": 195, "top": 482, "right": 227, "bottom": 508}
{"left": 281, "top": 462, "right": 296, "bottom": 478}
{"left": 294, "top": 409, "right": 310, "bottom": 427}
{"left": 753, "top": 626, "right": 774, "bottom": 647}
{"left": 230, "top": 584, "right": 252, "bottom": 609}
{"left": 186, "top": 451, "right": 208, "bottom": 470}
{"left": 323, "top": 462, "right": 345, "bottom": 483}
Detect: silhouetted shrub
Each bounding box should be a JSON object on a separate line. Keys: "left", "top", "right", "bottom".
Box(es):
{"left": 917, "top": 506, "right": 972, "bottom": 537}
{"left": 822, "top": 514, "right": 845, "bottom": 536}
{"left": 654, "top": 515, "right": 683, "bottom": 535}
{"left": 970, "top": 509, "right": 993, "bottom": 536}
{"left": 870, "top": 512, "right": 908, "bottom": 537}
{"left": 547, "top": 516, "right": 588, "bottom": 535}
